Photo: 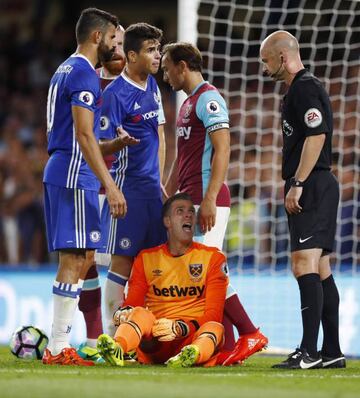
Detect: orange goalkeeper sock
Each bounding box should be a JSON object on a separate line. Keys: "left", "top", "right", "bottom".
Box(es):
{"left": 192, "top": 321, "right": 224, "bottom": 364}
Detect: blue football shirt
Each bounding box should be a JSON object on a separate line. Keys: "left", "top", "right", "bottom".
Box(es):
{"left": 99, "top": 72, "right": 163, "bottom": 198}
{"left": 43, "top": 54, "right": 102, "bottom": 191}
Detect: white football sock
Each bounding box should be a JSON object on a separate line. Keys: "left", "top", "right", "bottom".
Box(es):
{"left": 104, "top": 271, "right": 127, "bottom": 336}
{"left": 86, "top": 338, "right": 97, "bottom": 348}
{"left": 47, "top": 281, "right": 78, "bottom": 355}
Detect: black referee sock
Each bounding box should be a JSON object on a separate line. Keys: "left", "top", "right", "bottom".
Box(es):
{"left": 321, "top": 274, "right": 342, "bottom": 357}
{"left": 297, "top": 273, "right": 323, "bottom": 358}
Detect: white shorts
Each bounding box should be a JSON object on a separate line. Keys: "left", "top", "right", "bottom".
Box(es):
{"left": 95, "top": 194, "right": 111, "bottom": 266}
{"left": 193, "top": 206, "right": 230, "bottom": 251}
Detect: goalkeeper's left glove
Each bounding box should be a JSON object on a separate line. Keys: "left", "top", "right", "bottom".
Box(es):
{"left": 152, "top": 318, "right": 189, "bottom": 342}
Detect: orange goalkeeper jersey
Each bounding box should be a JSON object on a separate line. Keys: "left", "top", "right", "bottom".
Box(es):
{"left": 124, "top": 242, "right": 229, "bottom": 334}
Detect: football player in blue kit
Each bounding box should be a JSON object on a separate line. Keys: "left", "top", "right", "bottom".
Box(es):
{"left": 98, "top": 23, "right": 167, "bottom": 335}
{"left": 42, "top": 8, "right": 133, "bottom": 366}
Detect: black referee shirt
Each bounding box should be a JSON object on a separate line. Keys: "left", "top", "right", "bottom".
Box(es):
{"left": 281, "top": 69, "right": 333, "bottom": 180}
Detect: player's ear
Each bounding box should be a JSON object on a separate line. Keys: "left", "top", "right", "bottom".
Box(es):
{"left": 178, "top": 60, "right": 187, "bottom": 73}
{"left": 127, "top": 50, "right": 137, "bottom": 64}
{"left": 93, "top": 30, "right": 102, "bottom": 44}
{"left": 163, "top": 215, "right": 171, "bottom": 228}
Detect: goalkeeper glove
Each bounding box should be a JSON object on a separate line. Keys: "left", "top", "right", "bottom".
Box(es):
{"left": 113, "top": 306, "right": 133, "bottom": 327}
{"left": 152, "top": 318, "right": 189, "bottom": 342}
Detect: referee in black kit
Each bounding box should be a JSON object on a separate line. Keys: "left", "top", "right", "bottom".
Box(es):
{"left": 260, "top": 30, "right": 345, "bottom": 369}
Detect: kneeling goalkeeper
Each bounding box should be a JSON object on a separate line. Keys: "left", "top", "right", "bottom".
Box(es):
{"left": 97, "top": 192, "right": 229, "bottom": 367}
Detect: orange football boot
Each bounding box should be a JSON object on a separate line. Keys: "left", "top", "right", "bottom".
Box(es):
{"left": 42, "top": 347, "right": 95, "bottom": 366}
{"left": 222, "top": 328, "right": 268, "bottom": 366}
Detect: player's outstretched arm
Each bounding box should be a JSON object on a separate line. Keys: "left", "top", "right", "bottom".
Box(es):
{"left": 72, "top": 105, "right": 127, "bottom": 218}
{"left": 198, "top": 128, "right": 230, "bottom": 232}
{"left": 99, "top": 126, "right": 140, "bottom": 155}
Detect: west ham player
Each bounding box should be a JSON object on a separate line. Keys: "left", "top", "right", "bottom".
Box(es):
{"left": 99, "top": 23, "right": 167, "bottom": 336}
{"left": 161, "top": 42, "right": 268, "bottom": 365}
{"left": 42, "top": 8, "right": 127, "bottom": 366}
{"left": 77, "top": 24, "right": 128, "bottom": 362}
{"left": 260, "top": 31, "right": 345, "bottom": 369}
{"left": 97, "top": 193, "right": 229, "bottom": 367}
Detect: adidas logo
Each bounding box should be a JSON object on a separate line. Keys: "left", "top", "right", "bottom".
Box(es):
{"left": 134, "top": 102, "right": 141, "bottom": 110}
{"left": 247, "top": 338, "right": 257, "bottom": 349}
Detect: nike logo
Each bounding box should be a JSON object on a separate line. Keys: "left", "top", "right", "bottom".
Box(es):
{"left": 300, "top": 358, "right": 322, "bottom": 369}
{"left": 322, "top": 357, "right": 345, "bottom": 367}
{"left": 301, "top": 306, "right": 309, "bottom": 312}
{"left": 299, "top": 236, "right": 313, "bottom": 243}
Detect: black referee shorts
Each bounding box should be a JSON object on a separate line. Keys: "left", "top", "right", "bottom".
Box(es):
{"left": 285, "top": 170, "right": 339, "bottom": 254}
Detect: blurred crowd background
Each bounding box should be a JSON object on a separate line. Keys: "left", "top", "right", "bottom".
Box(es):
{"left": 0, "top": 0, "right": 358, "bottom": 267}
{"left": 0, "top": 0, "right": 177, "bottom": 264}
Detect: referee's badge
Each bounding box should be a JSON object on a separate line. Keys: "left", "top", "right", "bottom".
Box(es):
{"left": 304, "top": 108, "right": 322, "bottom": 128}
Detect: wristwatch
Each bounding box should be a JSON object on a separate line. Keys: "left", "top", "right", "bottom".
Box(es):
{"left": 290, "top": 177, "right": 305, "bottom": 187}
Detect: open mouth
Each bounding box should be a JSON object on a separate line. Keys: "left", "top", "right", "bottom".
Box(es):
{"left": 182, "top": 223, "right": 192, "bottom": 232}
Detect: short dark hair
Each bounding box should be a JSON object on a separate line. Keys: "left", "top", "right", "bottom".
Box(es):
{"left": 124, "top": 23, "right": 163, "bottom": 58}
{"left": 162, "top": 192, "right": 193, "bottom": 218}
{"left": 162, "top": 42, "right": 202, "bottom": 72}
{"left": 75, "top": 8, "right": 118, "bottom": 44}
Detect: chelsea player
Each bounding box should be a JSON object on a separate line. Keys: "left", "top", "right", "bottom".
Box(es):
{"left": 43, "top": 8, "right": 127, "bottom": 366}
{"left": 99, "top": 23, "right": 167, "bottom": 335}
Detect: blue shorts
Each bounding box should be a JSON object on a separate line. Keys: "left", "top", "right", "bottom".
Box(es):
{"left": 100, "top": 197, "right": 166, "bottom": 256}
{"left": 44, "top": 183, "right": 101, "bottom": 252}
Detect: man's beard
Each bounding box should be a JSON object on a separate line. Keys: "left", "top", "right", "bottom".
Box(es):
{"left": 98, "top": 40, "right": 114, "bottom": 64}
{"left": 103, "top": 53, "right": 126, "bottom": 76}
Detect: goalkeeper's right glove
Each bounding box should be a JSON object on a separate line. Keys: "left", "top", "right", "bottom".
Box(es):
{"left": 152, "top": 318, "right": 190, "bottom": 342}
{"left": 113, "top": 305, "right": 133, "bottom": 327}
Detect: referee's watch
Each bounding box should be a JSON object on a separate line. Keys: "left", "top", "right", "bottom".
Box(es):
{"left": 290, "top": 177, "right": 305, "bottom": 187}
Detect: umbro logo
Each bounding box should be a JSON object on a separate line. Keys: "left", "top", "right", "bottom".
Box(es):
{"left": 299, "top": 236, "right": 313, "bottom": 243}
{"left": 134, "top": 102, "right": 141, "bottom": 110}
{"left": 152, "top": 269, "right": 162, "bottom": 276}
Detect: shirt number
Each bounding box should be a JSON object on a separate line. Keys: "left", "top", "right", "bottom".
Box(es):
{"left": 46, "top": 83, "right": 58, "bottom": 137}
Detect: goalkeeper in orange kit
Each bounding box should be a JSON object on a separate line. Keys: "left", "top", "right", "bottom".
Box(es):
{"left": 97, "top": 192, "right": 229, "bottom": 367}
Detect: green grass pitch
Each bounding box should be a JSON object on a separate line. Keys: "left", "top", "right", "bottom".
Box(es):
{"left": 1, "top": 346, "right": 359, "bottom": 398}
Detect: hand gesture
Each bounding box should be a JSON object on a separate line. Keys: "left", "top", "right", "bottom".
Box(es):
{"left": 116, "top": 126, "right": 140, "bottom": 147}
{"left": 198, "top": 197, "right": 216, "bottom": 233}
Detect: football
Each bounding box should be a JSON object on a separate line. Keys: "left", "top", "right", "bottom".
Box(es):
{"left": 9, "top": 326, "right": 49, "bottom": 360}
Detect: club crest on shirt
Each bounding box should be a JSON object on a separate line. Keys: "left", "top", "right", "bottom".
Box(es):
{"left": 304, "top": 108, "right": 322, "bottom": 128}
{"left": 184, "top": 104, "right": 193, "bottom": 118}
{"left": 100, "top": 116, "right": 110, "bottom": 130}
{"left": 154, "top": 91, "right": 161, "bottom": 104}
{"left": 89, "top": 230, "right": 101, "bottom": 243}
{"left": 189, "top": 263, "right": 203, "bottom": 281}
{"left": 79, "top": 91, "right": 94, "bottom": 106}
{"left": 206, "top": 100, "right": 220, "bottom": 114}
{"left": 119, "top": 237, "right": 131, "bottom": 249}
